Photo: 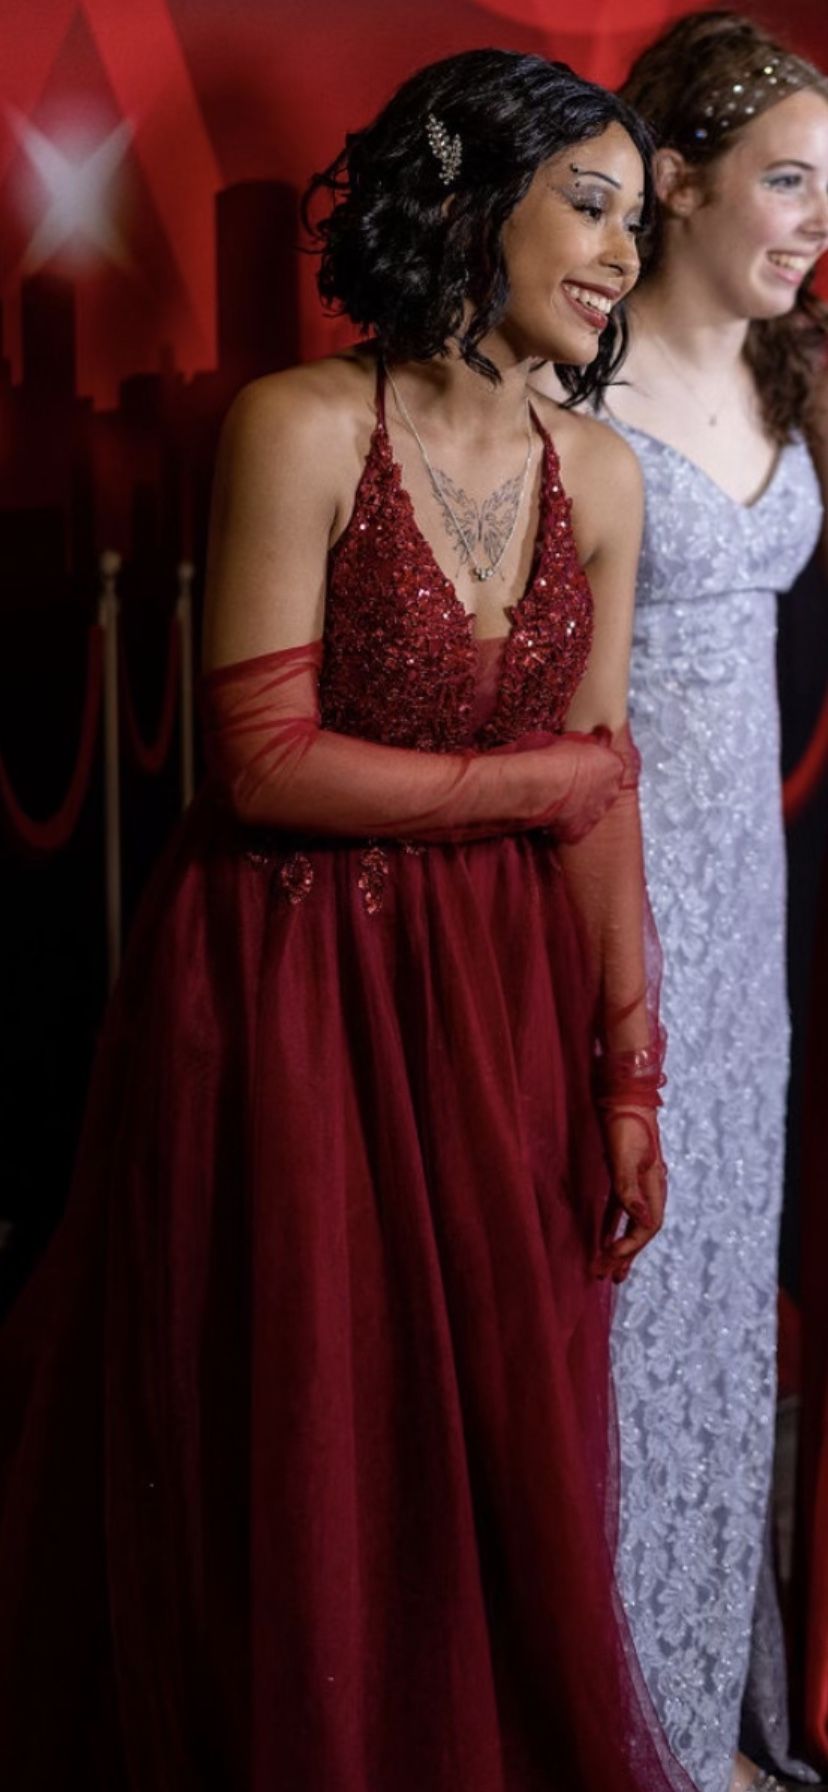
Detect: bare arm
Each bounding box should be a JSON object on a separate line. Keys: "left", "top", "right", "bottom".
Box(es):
{"left": 203, "top": 373, "right": 335, "bottom": 666}
{"left": 564, "top": 423, "right": 642, "bottom": 732}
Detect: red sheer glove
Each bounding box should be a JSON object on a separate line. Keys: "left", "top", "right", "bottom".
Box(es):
{"left": 558, "top": 724, "right": 667, "bottom": 1283}
{"left": 201, "top": 643, "right": 624, "bottom": 845}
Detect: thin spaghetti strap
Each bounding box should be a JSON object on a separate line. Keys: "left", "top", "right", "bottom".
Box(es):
{"left": 375, "top": 355, "right": 388, "bottom": 429}
{"left": 527, "top": 401, "right": 551, "bottom": 446}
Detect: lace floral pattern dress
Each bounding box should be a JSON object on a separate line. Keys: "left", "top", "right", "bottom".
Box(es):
{"left": 605, "top": 419, "right": 823, "bottom": 1792}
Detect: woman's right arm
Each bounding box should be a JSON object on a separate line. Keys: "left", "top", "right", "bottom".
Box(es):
{"left": 201, "top": 376, "right": 622, "bottom": 844}
{"left": 556, "top": 428, "right": 667, "bottom": 1280}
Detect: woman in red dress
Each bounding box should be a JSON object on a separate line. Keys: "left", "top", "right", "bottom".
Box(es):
{"left": 0, "top": 48, "right": 696, "bottom": 1792}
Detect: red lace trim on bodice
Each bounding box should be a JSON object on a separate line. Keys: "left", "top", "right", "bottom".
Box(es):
{"left": 319, "top": 365, "right": 594, "bottom": 752}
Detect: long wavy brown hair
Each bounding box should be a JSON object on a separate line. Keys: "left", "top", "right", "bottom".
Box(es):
{"left": 620, "top": 11, "right": 828, "bottom": 444}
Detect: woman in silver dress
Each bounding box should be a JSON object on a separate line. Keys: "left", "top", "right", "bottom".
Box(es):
{"left": 538, "top": 13, "right": 828, "bottom": 1792}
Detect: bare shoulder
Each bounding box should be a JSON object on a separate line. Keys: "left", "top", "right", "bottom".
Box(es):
{"left": 205, "top": 356, "right": 379, "bottom": 666}
{"left": 534, "top": 394, "right": 641, "bottom": 496}
{"left": 218, "top": 352, "right": 377, "bottom": 472}
{"left": 211, "top": 352, "right": 380, "bottom": 554}
{"left": 531, "top": 394, "right": 643, "bottom": 564}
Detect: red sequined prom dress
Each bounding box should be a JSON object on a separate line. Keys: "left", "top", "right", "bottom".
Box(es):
{"left": 0, "top": 368, "right": 693, "bottom": 1792}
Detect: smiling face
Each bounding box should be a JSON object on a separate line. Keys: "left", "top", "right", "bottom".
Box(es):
{"left": 667, "top": 87, "right": 828, "bottom": 319}
{"left": 496, "top": 121, "right": 645, "bottom": 366}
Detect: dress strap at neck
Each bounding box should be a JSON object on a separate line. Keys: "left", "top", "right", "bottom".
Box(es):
{"left": 527, "top": 401, "right": 551, "bottom": 446}
{"left": 375, "top": 356, "right": 388, "bottom": 430}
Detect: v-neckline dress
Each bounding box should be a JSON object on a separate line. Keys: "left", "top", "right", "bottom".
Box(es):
{"left": 0, "top": 366, "right": 698, "bottom": 1792}
{"left": 604, "top": 410, "right": 823, "bottom": 1792}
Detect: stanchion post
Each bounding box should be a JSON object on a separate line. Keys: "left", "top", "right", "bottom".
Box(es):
{"left": 177, "top": 561, "right": 195, "bottom": 810}
{"left": 98, "top": 550, "right": 122, "bottom": 990}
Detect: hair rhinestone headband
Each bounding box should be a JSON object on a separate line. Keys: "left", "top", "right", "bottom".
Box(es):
{"left": 688, "top": 52, "right": 816, "bottom": 149}
{"left": 426, "top": 112, "right": 462, "bottom": 187}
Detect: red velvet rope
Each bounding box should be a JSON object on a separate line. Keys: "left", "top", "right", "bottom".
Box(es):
{"left": 783, "top": 682, "right": 828, "bottom": 825}
{"left": 119, "top": 615, "right": 181, "bottom": 776}
{"left": 0, "top": 625, "right": 104, "bottom": 856}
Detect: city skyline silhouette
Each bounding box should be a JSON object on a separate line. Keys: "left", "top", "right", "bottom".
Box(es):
{"left": 0, "top": 177, "right": 302, "bottom": 608}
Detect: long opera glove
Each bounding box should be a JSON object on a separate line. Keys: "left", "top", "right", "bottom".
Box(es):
{"left": 201, "top": 642, "right": 625, "bottom": 846}
{"left": 557, "top": 724, "right": 667, "bottom": 1282}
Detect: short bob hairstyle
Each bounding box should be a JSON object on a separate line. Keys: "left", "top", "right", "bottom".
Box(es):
{"left": 303, "top": 48, "right": 653, "bottom": 406}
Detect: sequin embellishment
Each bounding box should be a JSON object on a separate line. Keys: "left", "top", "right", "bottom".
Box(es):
{"left": 358, "top": 845, "right": 390, "bottom": 915}
{"left": 321, "top": 407, "right": 593, "bottom": 752}
{"left": 479, "top": 474, "right": 593, "bottom": 747}
{"left": 280, "top": 852, "right": 314, "bottom": 906}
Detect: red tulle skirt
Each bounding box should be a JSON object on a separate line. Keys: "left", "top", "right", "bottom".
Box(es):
{"left": 0, "top": 791, "right": 693, "bottom": 1792}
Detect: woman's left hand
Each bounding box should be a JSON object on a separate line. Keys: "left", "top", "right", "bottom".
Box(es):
{"left": 596, "top": 1109, "right": 666, "bottom": 1284}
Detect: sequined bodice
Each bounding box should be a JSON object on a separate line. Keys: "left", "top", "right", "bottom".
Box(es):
{"left": 319, "top": 380, "right": 593, "bottom": 751}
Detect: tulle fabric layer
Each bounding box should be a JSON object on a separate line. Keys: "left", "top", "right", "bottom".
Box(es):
{"left": 0, "top": 796, "right": 690, "bottom": 1792}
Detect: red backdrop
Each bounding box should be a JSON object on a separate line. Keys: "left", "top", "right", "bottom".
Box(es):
{"left": 1, "top": 0, "right": 826, "bottom": 418}
{"left": 1, "top": 0, "right": 827, "bottom": 1767}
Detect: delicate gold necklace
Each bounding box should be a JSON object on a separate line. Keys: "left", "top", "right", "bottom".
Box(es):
{"left": 650, "top": 333, "right": 724, "bottom": 428}
{"left": 385, "top": 365, "right": 534, "bottom": 583}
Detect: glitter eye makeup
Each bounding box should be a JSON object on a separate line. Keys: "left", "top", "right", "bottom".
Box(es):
{"left": 554, "top": 169, "right": 642, "bottom": 234}
{"left": 567, "top": 187, "right": 609, "bottom": 221}
{"left": 560, "top": 161, "right": 644, "bottom": 228}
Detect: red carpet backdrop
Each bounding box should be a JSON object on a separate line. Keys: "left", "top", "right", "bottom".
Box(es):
{"left": 1, "top": 0, "right": 827, "bottom": 1766}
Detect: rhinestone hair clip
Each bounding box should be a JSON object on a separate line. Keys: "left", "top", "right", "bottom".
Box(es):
{"left": 425, "top": 112, "right": 462, "bottom": 187}
{"left": 689, "top": 54, "right": 812, "bottom": 147}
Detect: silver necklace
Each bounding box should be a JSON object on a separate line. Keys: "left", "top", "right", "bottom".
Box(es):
{"left": 651, "top": 333, "right": 722, "bottom": 428}
{"left": 385, "top": 365, "right": 534, "bottom": 582}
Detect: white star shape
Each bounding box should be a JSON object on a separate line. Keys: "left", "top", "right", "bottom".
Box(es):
{"left": 10, "top": 110, "right": 133, "bottom": 273}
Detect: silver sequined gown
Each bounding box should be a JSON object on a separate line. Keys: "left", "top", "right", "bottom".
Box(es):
{"left": 606, "top": 422, "right": 823, "bottom": 1792}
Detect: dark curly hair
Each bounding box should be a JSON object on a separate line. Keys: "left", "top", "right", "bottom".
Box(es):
{"left": 302, "top": 48, "right": 654, "bottom": 406}
{"left": 620, "top": 12, "right": 828, "bottom": 444}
